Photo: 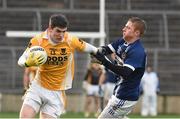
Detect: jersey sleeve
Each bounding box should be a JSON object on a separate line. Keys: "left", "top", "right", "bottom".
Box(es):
{"left": 108, "top": 38, "right": 124, "bottom": 53}
{"left": 70, "top": 36, "right": 86, "bottom": 51}
{"left": 27, "top": 37, "right": 40, "bottom": 48}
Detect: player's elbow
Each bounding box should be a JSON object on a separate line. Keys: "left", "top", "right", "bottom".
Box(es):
{"left": 116, "top": 67, "right": 133, "bottom": 80}
{"left": 18, "top": 56, "right": 26, "bottom": 67}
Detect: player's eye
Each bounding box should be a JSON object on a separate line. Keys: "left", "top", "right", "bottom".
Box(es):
{"left": 56, "top": 29, "right": 67, "bottom": 33}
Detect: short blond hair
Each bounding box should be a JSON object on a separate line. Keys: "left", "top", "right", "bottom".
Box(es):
{"left": 128, "top": 17, "right": 147, "bottom": 37}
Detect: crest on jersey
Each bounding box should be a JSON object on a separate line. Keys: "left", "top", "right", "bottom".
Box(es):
{"left": 121, "top": 52, "right": 126, "bottom": 60}
{"left": 50, "top": 48, "right": 56, "bottom": 55}
{"left": 60, "top": 48, "right": 67, "bottom": 55}
{"left": 117, "top": 46, "right": 122, "bottom": 55}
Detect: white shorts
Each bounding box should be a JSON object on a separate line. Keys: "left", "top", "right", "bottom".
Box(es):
{"left": 104, "top": 82, "right": 116, "bottom": 100}
{"left": 23, "top": 80, "right": 65, "bottom": 118}
{"left": 86, "top": 84, "right": 99, "bottom": 96}
{"left": 98, "top": 95, "right": 137, "bottom": 119}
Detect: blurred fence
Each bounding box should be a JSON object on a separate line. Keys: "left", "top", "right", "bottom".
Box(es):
{"left": 0, "top": 47, "right": 180, "bottom": 95}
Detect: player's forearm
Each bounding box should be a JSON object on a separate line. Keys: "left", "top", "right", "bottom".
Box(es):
{"left": 23, "top": 76, "right": 30, "bottom": 90}
{"left": 84, "top": 42, "right": 98, "bottom": 53}
{"left": 103, "top": 60, "right": 133, "bottom": 79}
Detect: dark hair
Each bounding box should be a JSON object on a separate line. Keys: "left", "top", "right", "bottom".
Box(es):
{"left": 49, "top": 14, "right": 69, "bottom": 28}
{"left": 128, "top": 17, "right": 147, "bottom": 37}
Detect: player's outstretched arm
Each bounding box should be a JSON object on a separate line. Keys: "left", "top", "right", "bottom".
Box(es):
{"left": 93, "top": 51, "right": 133, "bottom": 79}
{"left": 84, "top": 42, "right": 98, "bottom": 54}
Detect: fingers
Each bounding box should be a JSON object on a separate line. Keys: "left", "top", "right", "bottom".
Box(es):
{"left": 35, "top": 54, "right": 45, "bottom": 65}
{"left": 90, "top": 54, "right": 102, "bottom": 64}
{"left": 28, "top": 52, "right": 35, "bottom": 59}
{"left": 97, "top": 46, "right": 107, "bottom": 55}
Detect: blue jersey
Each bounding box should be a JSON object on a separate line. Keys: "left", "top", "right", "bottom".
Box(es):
{"left": 108, "top": 38, "right": 146, "bottom": 101}
{"left": 105, "top": 67, "right": 118, "bottom": 84}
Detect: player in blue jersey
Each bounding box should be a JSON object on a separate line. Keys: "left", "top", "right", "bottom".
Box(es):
{"left": 92, "top": 17, "right": 147, "bottom": 118}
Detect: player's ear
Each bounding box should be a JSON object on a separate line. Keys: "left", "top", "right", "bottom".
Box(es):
{"left": 135, "top": 30, "right": 140, "bottom": 37}
{"left": 48, "top": 26, "right": 53, "bottom": 32}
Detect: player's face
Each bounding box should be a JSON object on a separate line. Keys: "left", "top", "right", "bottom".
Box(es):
{"left": 122, "top": 21, "right": 138, "bottom": 42}
{"left": 49, "top": 27, "right": 67, "bottom": 42}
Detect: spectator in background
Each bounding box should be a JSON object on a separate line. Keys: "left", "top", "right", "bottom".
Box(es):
{"left": 84, "top": 63, "right": 105, "bottom": 117}
{"left": 141, "top": 66, "right": 160, "bottom": 117}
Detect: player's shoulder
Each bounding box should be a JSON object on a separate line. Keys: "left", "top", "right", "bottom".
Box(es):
{"left": 65, "top": 32, "right": 78, "bottom": 41}
{"left": 30, "top": 31, "right": 47, "bottom": 44}
{"left": 110, "top": 37, "right": 124, "bottom": 50}
{"left": 64, "top": 32, "right": 85, "bottom": 49}
{"left": 31, "top": 31, "right": 45, "bottom": 38}
{"left": 131, "top": 40, "right": 145, "bottom": 53}
{"left": 112, "top": 37, "right": 124, "bottom": 45}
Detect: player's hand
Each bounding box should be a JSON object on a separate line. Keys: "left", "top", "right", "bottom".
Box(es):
{"left": 97, "top": 46, "right": 107, "bottom": 55}
{"left": 92, "top": 50, "right": 106, "bottom": 64}
{"left": 90, "top": 53, "right": 103, "bottom": 64}
{"left": 25, "top": 52, "right": 45, "bottom": 67}
{"left": 90, "top": 46, "right": 106, "bottom": 55}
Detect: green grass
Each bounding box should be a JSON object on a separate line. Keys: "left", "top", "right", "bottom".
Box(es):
{"left": 0, "top": 112, "right": 19, "bottom": 118}
{"left": 0, "top": 112, "right": 180, "bottom": 118}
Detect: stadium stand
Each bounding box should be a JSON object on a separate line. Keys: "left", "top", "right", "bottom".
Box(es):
{"left": 167, "top": 15, "right": 180, "bottom": 48}
{"left": 0, "top": 11, "right": 37, "bottom": 35}
{"left": 40, "top": 12, "right": 99, "bottom": 32}
{"left": 131, "top": 0, "right": 180, "bottom": 10}
{"left": 6, "top": 0, "right": 69, "bottom": 9}
{"left": 0, "top": 0, "right": 180, "bottom": 97}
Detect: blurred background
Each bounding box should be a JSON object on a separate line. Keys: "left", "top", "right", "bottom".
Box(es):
{"left": 0, "top": 0, "right": 180, "bottom": 117}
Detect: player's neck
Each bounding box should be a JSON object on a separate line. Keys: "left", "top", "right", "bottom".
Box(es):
{"left": 125, "top": 37, "right": 139, "bottom": 44}
{"left": 48, "top": 34, "right": 63, "bottom": 45}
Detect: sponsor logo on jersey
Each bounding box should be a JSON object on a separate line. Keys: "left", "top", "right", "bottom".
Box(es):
{"left": 47, "top": 48, "right": 68, "bottom": 65}
{"left": 121, "top": 52, "right": 126, "bottom": 60}
{"left": 47, "top": 56, "right": 68, "bottom": 65}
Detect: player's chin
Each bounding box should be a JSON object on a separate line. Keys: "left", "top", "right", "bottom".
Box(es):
{"left": 122, "top": 33, "right": 126, "bottom": 38}
{"left": 123, "top": 35, "right": 131, "bottom": 41}
{"left": 56, "top": 37, "right": 63, "bottom": 41}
